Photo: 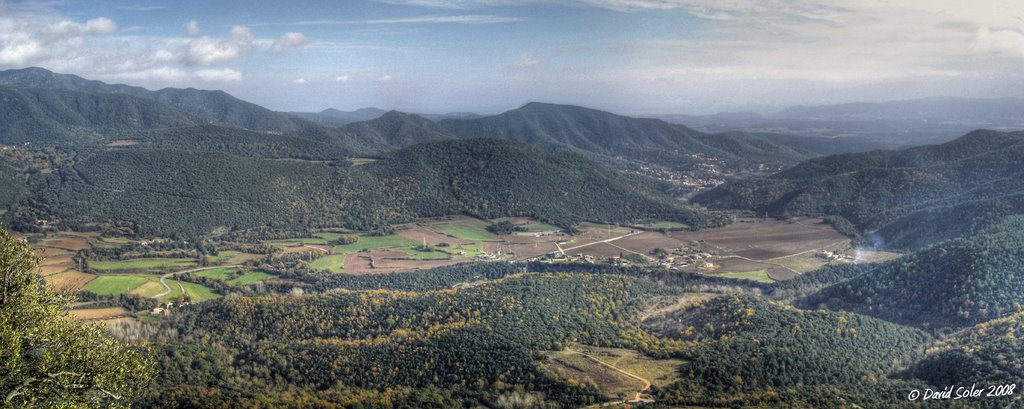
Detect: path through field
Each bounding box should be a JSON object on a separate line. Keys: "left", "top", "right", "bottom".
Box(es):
{"left": 152, "top": 265, "right": 241, "bottom": 299}
{"left": 569, "top": 346, "right": 654, "bottom": 406}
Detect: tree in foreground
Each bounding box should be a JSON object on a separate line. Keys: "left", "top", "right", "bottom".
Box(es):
{"left": 1, "top": 229, "right": 154, "bottom": 408}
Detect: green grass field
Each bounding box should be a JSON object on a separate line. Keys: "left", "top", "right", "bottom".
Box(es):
{"left": 267, "top": 232, "right": 346, "bottom": 247}
{"left": 309, "top": 254, "right": 347, "bottom": 273}
{"left": 205, "top": 251, "right": 239, "bottom": 264}
{"left": 227, "top": 271, "right": 275, "bottom": 286}
{"left": 89, "top": 257, "right": 196, "bottom": 272}
{"left": 176, "top": 281, "right": 220, "bottom": 301}
{"left": 452, "top": 242, "right": 484, "bottom": 257}
{"left": 195, "top": 267, "right": 239, "bottom": 280}
{"left": 82, "top": 275, "right": 157, "bottom": 295}
{"left": 710, "top": 270, "right": 775, "bottom": 284}
{"left": 427, "top": 218, "right": 500, "bottom": 241}
{"left": 331, "top": 234, "right": 419, "bottom": 254}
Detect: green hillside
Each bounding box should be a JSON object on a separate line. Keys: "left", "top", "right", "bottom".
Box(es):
{"left": 6, "top": 139, "right": 722, "bottom": 236}
{"left": 647, "top": 294, "right": 931, "bottom": 407}
{"left": 0, "top": 86, "right": 195, "bottom": 144}
{"left": 802, "top": 216, "right": 1024, "bottom": 332}
{"left": 0, "top": 67, "right": 303, "bottom": 133}
{"left": 906, "top": 311, "right": 1024, "bottom": 389}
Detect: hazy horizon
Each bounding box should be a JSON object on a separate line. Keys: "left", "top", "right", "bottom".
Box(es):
{"left": 2, "top": 0, "right": 1023, "bottom": 115}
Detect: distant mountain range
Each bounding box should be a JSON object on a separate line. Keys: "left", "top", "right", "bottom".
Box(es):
{"left": 655, "top": 96, "right": 1024, "bottom": 147}
{"left": 286, "top": 107, "right": 481, "bottom": 125}
{"left": 0, "top": 67, "right": 880, "bottom": 173}
{"left": 0, "top": 67, "right": 305, "bottom": 133}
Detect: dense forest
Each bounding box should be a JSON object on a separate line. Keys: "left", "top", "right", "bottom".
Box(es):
{"left": 801, "top": 216, "right": 1024, "bottom": 333}
{"left": 646, "top": 294, "right": 935, "bottom": 407}
{"left": 137, "top": 273, "right": 673, "bottom": 407}
{"left": 1, "top": 138, "right": 724, "bottom": 237}
{"left": 907, "top": 311, "right": 1024, "bottom": 388}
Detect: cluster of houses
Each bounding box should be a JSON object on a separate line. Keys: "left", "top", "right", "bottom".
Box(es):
{"left": 150, "top": 300, "right": 190, "bottom": 316}
{"left": 816, "top": 250, "right": 854, "bottom": 263}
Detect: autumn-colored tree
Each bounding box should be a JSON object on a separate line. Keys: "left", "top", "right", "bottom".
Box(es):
{"left": 1, "top": 229, "right": 154, "bottom": 408}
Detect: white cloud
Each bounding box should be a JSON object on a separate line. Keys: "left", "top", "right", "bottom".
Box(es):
{"left": 972, "top": 27, "right": 1024, "bottom": 58}
{"left": 41, "top": 17, "right": 117, "bottom": 38}
{"left": 0, "top": 40, "right": 43, "bottom": 65}
{"left": 271, "top": 32, "right": 308, "bottom": 53}
{"left": 335, "top": 75, "right": 350, "bottom": 82}
{"left": 377, "top": 74, "right": 393, "bottom": 81}
{"left": 184, "top": 26, "right": 255, "bottom": 65}
{"left": 194, "top": 68, "right": 243, "bottom": 82}
{"left": 292, "top": 77, "right": 307, "bottom": 84}
{"left": 184, "top": 20, "right": 201, "bottom": 36}
{"left": 513, "top": 53, "right": 538, "bottom": 67}
{"left": 152, "top": 49, "right": 177, "bottom": 62}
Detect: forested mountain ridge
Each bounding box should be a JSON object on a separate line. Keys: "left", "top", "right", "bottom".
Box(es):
{"left": 906, "top": 311, "right": 1024, "bottom": 388}
{"left": 2, "top": 138, "right": 721, "bottom": 236}
{"left": 0, "top": 68, "right": 879, "bottom": 168}
{"left": 435, "top": 102, "right": 868, "bottom": 168}
{"left": 0, "top": 85, "right": 196, "bottom": 144}
{"left": 0, "top": 67, "right": 303, "bottom": 133}
{"left": 694, "top": 129, "right": 1024, "bottom": 249}
{"left": 801, "top": 216, "right": 1024, "bottom": 333}
{"left": 645, "top": 294, "right": 933, "bottom": 407}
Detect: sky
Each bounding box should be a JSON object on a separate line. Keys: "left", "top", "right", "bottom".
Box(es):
{"left": 1, "top": 0, "right": 1023, "bottom": 115}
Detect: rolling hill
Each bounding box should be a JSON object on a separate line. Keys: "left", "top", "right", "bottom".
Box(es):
{"left": 801, "top": 216, "right": 1024, "bottom": 333}
{"left": 906, "top": 311, "right": 1024, "bottom": 388}
{"left": 645, "top": 294, "right": 933, "bottom": 408}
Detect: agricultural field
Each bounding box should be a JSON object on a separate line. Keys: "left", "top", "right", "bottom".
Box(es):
{"left": 668, "top": 218, "right": 848, "bottom": 260}
{"left": 309, "top": 254, "right": 347, "bottom": 273}
{"left": 43, "top": 271, "right": 96, "bottom": 291}
{"left": 195, "top": 267, "right": 239, "bottom": 280}
{"left": 422, "top": 217, "right": 501, "bottom": 241}
{"left": 177, "top": 281, "right": 220, "bottom": 301}
{"left": 267, "top": 232, "right": 344, "bottom": 247}
{"left": 70, "top": 307, "right": 129, "bottom": 321}
{"left": 89, "top": 257, "right": 196, "bottom": 272}
{"left": 708, "top": 269, "right": 775, "bottom": 284}
{"left": 330, "top": 234, "right": 419, "bottom": 253}
{"left": 227, "top": 271, "right": 275, "bottom": 286}
{"left": 83, "top": 275, "right": 158, "bottom": 296}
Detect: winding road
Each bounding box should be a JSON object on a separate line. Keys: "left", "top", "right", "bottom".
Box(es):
{"left": 151, "top": 265, "right": 241, "bottom": 299}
